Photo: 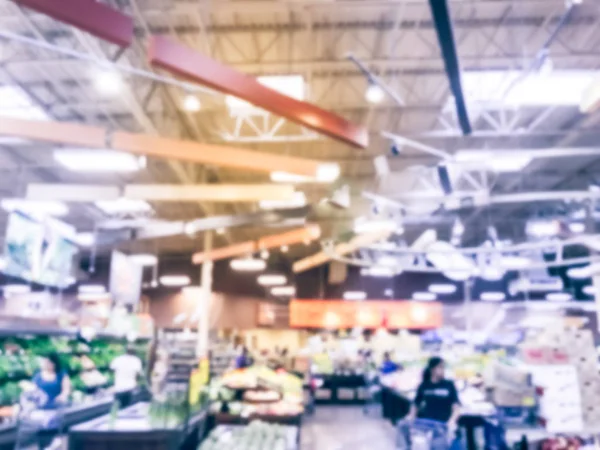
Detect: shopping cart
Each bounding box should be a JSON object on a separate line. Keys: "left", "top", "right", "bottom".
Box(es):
{"left": 396, "top": 418, "right": 452, "bottom": 450}
{"left": 14, "top": 390, "right": 65, "bottom": 450}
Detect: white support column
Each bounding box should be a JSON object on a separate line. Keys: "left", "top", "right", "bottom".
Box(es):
{"left": 464, "top": 279, "right": 473, "bottom": 346}
{"left": 196, "top": 230, "right": 214, "bottom": 358}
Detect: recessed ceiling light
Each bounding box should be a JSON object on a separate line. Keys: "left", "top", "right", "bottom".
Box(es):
{"left": 230, "top": 258, "right": 266, "bottom": 272}
{"left": 583, "top": 285, "right": 595, "bottom": 296}
{"left": 567, "top": 265, "right": 591, "bottom": 279}
{"left": 271, "top": 286, "right": 296, "bottom": 296}
{"left": 281, "top": 245, "right": 289, "bottom": 253}
{"left": 183, "top": 94, "right": 201, "bottom": 112}
{"left": 412, "top": 292, "right": 436, "bottom": 301}
{"left": 365, "top": 83, "right": 385, "bottom": 104}
{"left": 343, "top": 291, "right": 367, "bottom": 301}
{"left": 160, "top": 275, "right": 191, "bottom": 287}
{"left": 260, "top": 249, "right": 270, "bottom": 260}
{"left": 428, "top": 284, "right": 457, "bottom": 294}
{"left": 361, "top": 266, "right": 395, "bottom": 277}
{"left": 546, "top": 292, "right": 572, "bottom": 302}
{"left": 257, "top": 274, "right": 287, "bottom": 286}
{"left": 94, "top": 70, "right": 123, "bottom": 95}
{"left": 480, "top": 291, "right": 505, "bottom": 302}
{"left": 129, "top": 254, "right": 158, "bottom": 267}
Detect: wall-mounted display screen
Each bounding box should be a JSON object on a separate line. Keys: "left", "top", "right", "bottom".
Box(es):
{"left": 3, "top": 211, "right": 78, "bottom": 287}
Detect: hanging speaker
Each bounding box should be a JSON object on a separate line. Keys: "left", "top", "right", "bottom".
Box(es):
{"left": 437, "top": 164, "right": 453, "bottom": 195}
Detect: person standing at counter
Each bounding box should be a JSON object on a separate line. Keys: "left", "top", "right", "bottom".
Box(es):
{"left": 111, "top": 347, "right": 143, "bottom": 408}
{"left": 33, "top": 353, "right": 71, "bottom": 409}
{"left": 410, "top": 356, "right": 460, "bottom": 426}
{"left": 380, "top": 351, "right": 400, "bottom": 375}
{"left": 235, "top": 346, "right": 252, "bottom": 369}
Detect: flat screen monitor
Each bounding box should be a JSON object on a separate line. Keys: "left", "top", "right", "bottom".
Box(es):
{"left": 3, "top": 211, "right": 78, "bottom": 287}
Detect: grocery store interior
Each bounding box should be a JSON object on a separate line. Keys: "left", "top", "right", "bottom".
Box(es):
{"left": 1, "top": 0, "right": 600, "bottom": 449}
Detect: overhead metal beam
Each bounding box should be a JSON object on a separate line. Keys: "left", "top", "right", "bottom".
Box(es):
{"left": 147, "top": 36, "right": 369, "bottom": 149}
{"left": 15, "top": 0, "right": 134, "bottom": 47}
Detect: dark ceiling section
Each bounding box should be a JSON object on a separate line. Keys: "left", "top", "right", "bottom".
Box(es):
{"left": 427, "top": 0, "right": 472, "bottom": 135}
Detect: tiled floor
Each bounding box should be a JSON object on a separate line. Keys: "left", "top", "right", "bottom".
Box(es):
{"left": 301, "top": 406, "right": 396, "bottom": 450}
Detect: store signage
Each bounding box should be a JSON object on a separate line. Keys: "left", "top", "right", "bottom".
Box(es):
{"left": 289, "top": 300, "right": 442, "bottom": 329}
{"left": 109, "top": 251, "right": 143, "bottom": 307}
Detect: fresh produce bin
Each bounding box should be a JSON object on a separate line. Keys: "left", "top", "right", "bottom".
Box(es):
{"left": 68, "top": 402, "right": 208, "bottom": 450}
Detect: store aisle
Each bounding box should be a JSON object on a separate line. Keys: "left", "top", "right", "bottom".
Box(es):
{"left": 301, "top": 406, "right": 396, "bottom": 450}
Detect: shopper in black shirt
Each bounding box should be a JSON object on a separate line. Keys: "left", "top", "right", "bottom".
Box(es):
{"left": 410, "top": 357, "right": 460, "bottom": 427}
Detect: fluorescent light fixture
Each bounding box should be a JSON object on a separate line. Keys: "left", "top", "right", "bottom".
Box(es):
{"left": 78, "top": 285, "right": 106, "bottom": 294}
{"left": 270, "top": 163, "right": 340, "bottom": 184}
{"left": 271, "top": 286, "right": 296, "bottom": 296}
{"left": 1, "top": 198, "right": 69, "bottom": 217}
{"left": 361, "top": 266, "right": 395, "bottom": 277}
{"left": 259, "top": 191, "right": 306, "bottom": 210}
{"left": 129, "top": 254, "right": 158, "bottom": 267}
{"left": 3, "top": 284, "right": 31, "bottom": 295}
{"left": 343, "top": 291, "right": 367, "bottom": 301}
{"left": 94, "top": 70, "right": 123, "bottom": 95}
{"left": 428, "top": 284, "right": 457, "bottom": 294}
{"left": 95, "top": 198, "right": 152, "bottom": 215}
{"left": 226, "top": 75, "right": 305, "bottom": 113}
{"left": 480, "top": 291, "right": 505, "bottom": 302}
{"left": 454, "top": 150, "right": 532, "bottom": 173}
{"left": 75, "top": 232, "right": 95, "bottom": 248}
{"left": 567, "top": 265, "right": 591, "bottom": 280}
{"left": 365, "top": 83, "right": 385, "bottom": 104}
{"left": 583, "top": 285, "right": 595, "bottom": 296}
{"left": 257, "top": 274, "right": 287, "bottom": 286}
{"left": 54, "top": 149, "right": 146, "bottom": 173}
{"left": 546, "top": 292, "right": 572, "bottom": 302}
{"left": 316, "top": 164, "right": 341, "bottom": 182}
{"left": 499, "top": 255, "right": 531, "bottom": 270}
{"left": 458, "top": 70, "right": 600, "bottom": 109}
{"left": 160, "top": 275, "right": 191, "bottom": 287}
{"left": 526, "top": 220, "right": 561, "bottom": 238}
{"left": 412, "top": 292, "right": 436, "bottom": 301}
{"left": 354, "top": 217, "right": 399, "bottom": 234}
{"left": 230, "top": 258, "right": 266, "bottom": 272}
{"left": 183, "top": 94, "right": 201, "bottom": 112}
{"left": 0, "top": 85, "right": 50, "bottom": 121}
{"left": 569, "top": 222, "right": 585, "bottom": 234}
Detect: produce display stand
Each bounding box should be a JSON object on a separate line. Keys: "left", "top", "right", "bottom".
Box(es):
{"left": 202, "top": 424, "right": 299, "bottom": 450}
{"left": 312, "top": 374, "right": 367, "bottom": 404}
{"left": 68, "top": 402, "right": 209, "bottom": 450}
{"left": 211, "top": 411, "right": 302, "bottom": 427}
{"left": 0, "top": 390, "right": 145, "bottom": 450}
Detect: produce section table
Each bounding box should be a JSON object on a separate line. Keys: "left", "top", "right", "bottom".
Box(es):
{"left": 0, "top": 392, "right": 145, "bottom": 450}
{"left": 69, "top": 402, "right": 209, "bottom": 450}
{"left": 312, "top": 374, "right": 367, "bottom": 404}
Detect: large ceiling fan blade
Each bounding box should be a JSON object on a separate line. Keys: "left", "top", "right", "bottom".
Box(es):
{"left": 428, "top": 0, "right": 472, "bottom": 135}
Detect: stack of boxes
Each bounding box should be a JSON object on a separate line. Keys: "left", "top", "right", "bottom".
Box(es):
{"left": 524, "top": 328, "right": 600, "bottom": 431}
{"left": 562, "top": 330, "right": 600, "bottom": 428}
